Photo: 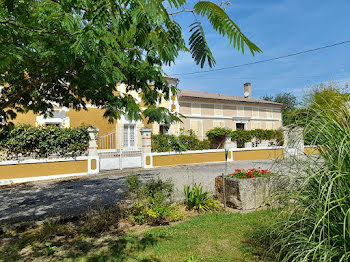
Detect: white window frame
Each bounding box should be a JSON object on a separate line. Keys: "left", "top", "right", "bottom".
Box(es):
{"left": 123, "top": 124, "right": 137, "bottom": 150}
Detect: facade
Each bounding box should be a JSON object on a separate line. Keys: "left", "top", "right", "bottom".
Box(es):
{"left": 11, "top": 76, "right": 283, "bottom": 147}
{"left": 152, "top": 78, "right": 283, "bottom": 140}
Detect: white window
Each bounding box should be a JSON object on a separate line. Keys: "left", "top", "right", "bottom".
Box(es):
{"left": 123, "top": 124, "right": 137, "bottom": 149}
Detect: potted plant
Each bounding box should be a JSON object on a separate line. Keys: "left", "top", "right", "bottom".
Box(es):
{"left": 215, "top": 168, "right": 289, "bottom": 210}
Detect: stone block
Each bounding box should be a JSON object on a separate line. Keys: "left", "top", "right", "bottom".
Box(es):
{"left": 215, "top": 175, "right": 290, "bottom": 210}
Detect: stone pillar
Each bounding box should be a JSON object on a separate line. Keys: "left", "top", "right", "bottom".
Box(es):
{"left": 223, "top": 134, "right": 233, "bottom": 149}
{"left": 282, "top": 127, "right": 304, "bottom": 158}
{"left": 87, "top": 126, "right": 99, "bottom": 174}
{"left": 140, "top": 126, "right": 152, "bottom": 168}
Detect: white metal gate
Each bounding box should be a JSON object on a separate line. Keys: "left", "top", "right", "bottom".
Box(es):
{"left": 98, "top": 126, "right": 142, "bottom": 171}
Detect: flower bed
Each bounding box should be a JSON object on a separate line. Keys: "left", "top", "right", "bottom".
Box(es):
{"left": 229, "top": 168, "right": 273, "bottom": 179}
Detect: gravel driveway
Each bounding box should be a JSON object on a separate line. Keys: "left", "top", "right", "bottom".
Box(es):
{"left": 0, "top": 159, "right": 294, "bottom": 224}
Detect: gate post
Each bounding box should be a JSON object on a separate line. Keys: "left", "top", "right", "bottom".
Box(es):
{"left": 87, "top": 126, "right": 100, "bottom": 174}
{"left": 282, "top": 127, "right": 304, "bottom": 158}
{"left": 140, "top": 126, "right": 152, "bottom": 168}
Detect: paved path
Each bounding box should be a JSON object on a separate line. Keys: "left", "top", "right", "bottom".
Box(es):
{"left": 0, "top": 159, "right": 292, "bottom": 224}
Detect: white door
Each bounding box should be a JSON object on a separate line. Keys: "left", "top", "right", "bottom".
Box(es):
{"left": 123, "top": 124, "right": 137, "bottom": 150}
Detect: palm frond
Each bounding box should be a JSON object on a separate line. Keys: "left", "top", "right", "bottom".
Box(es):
{"left": 193, "top": 1, "right": 262, "bottom": 55}
{"left": 188, "top": 22, "right": 216, "bottom": 68}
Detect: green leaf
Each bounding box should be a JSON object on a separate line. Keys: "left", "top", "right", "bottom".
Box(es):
{"left": 188, "top": 22, "right": 216, "bottom": 68}
{"left": 193, "top": 1, "right": 262, "bottom": 55}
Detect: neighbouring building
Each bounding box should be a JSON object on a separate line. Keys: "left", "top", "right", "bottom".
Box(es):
{"left": 10, "top": 76, "right": 283, "bottom": 148}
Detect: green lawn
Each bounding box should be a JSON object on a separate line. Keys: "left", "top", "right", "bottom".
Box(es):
{"left": 64, "top": 210, "right": 276, "bottom": 262}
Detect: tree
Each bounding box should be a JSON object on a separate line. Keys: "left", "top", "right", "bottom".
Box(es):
{"left": 262, "top": 92, "right": 298, "bottom": 111}
{"left": 303, "top": 83, "right": 349, "bottom": 111}
{"left": 0, "top": 0, "right": 261, "bottom": 125}
{"left": 261, "top": 92, "right": 298, "bottom": 125}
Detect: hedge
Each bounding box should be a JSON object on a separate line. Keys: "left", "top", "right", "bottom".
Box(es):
{"left": 0, "top": 125, "right": 90, "bottom": 159}
{"left": 152, "top": 130, "right": 210, "bottom": 152}
{"left": 206, "top": 127, "right": 284, "bottom": 148}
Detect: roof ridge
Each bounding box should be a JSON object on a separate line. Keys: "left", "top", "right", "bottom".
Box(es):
{"left": 178, "top": 89, "right": 283, "bottom": 106}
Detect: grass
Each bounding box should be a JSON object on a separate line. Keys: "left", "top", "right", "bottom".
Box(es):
{"left": 0, "top": 210, "right": 277, "bottom": 262}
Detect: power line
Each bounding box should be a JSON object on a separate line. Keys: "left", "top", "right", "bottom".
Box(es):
{"left": 172, "top": 40, "right": 350, "bottom": 76}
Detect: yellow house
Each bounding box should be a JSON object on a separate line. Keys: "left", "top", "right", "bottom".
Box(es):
{"left": 152, "top": 78, "right": 283, "bottom": 140}
{"left": 11, "top": 76, "right": 283, "bottom": 148}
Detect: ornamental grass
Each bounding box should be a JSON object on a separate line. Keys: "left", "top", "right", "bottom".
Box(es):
{"left": 271, "top": 92, "right": 350, "bottom": 261}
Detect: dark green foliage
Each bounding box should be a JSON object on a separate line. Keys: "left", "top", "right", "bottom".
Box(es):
{"left": 151, "top": 130, "right": 210, "bottom": 152}
{"left": 0, "top": 125, "right": 89, "bottom": 158}
{"left": 205, "top": 127, "right": 231, "bottom": 139}
{"left": 206, "top": 127, "right": 284, "bottom": 148}
{"left": 192, "top": 1, "right": 261, "bottom": 55}
{"left": 189, "top": 22, "right": 215, "bottom": 68}
{"left": 125, "top": 175, "right": 182, "bottom": 224}
{"left": 232, "top": 129, "right": 252, "bottom": 147}
{"left": 262, "top": 92, "right": 299, "bottom": 126}
{"left": 184, "top": 184, "right": 221, "bottom": 212}
{"left": 206, "top": 127, "right": 233, "bottom": 148}
{"left": 0, "top": 0, "right": 260, "bottom": 125}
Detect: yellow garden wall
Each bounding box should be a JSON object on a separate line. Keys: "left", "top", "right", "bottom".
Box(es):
{"left": 152, "top": 148, "right": 283, "bottom": 167}
{"left": 153, "top": 151, "right": 228, "bottom": 167}
{"left": 232, "top": 149, "right": 284, "bottom": 161}
{"left": 0, "top": 160, "right": 88, "bottom": 180}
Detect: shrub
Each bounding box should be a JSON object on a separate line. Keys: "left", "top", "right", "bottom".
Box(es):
{"left": 151, "top": 129, "right": 210, "bottom": 152}
{"left": 205, "top": 127, "right": 231, "bottom": 139}
{"left": 232, "top": 129, "right": 252, "bottom": 147}
{"left": 0, "top": 125, "right": 90, "bottom": 159}
{"left": 206, "top": 127, "right": 232, "bottom": 148}
{"left": 184, "top": 184, "right": 221, "bottom": 212}
{"left": 274, "top": 130, "right": 284, "bottom": 146}
{"left": 125, "top": 175, "right": 182, "bottom": 224}
{"left": 78, "top": 204, "right": 122, "bottom": 236}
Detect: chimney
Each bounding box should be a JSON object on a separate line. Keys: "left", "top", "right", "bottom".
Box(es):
{"left": 244, "top": 82, "right": 251, "bottom": 98}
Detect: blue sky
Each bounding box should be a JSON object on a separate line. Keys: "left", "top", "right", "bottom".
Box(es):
{"left": 163, "top": 0, "right": 350, "bottom": 99}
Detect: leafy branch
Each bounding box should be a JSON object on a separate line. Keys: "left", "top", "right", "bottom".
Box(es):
{"left": 193, "top": 1, "right": 262, "bottom": 55}
{"left": 0, "top": 20, "right": 74, "bottom": 36}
